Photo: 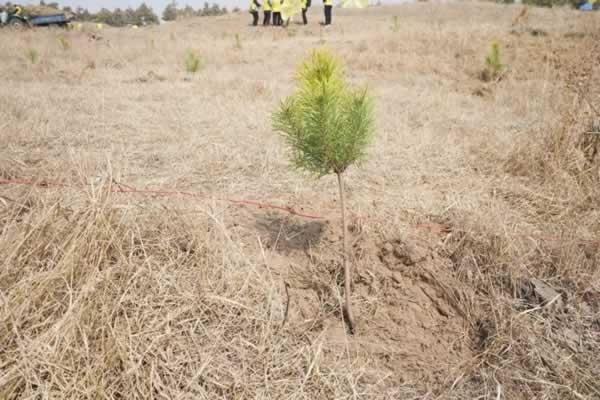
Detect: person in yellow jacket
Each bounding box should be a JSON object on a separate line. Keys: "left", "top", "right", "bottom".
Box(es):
{"left": 271, "top": 0, "right": 282, "bottom": 26}
{"left": 249, "top": 0, "right": 261, "bottom": 26}
{"left": 323, "top": 0, "right": 332, "bottom": 25}
{"left": 263, "top": 0, "right": 272, "bottom": 25}
{"left": 301, "top": 0, "right": 310, "bottom": 24}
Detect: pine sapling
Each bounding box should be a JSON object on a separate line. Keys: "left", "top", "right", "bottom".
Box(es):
{"left": 391, "top": 15, "right": 400, "bottom": 32}
{"left": 234, "top": 33, "right": 242, "bottom": 49}
{"left": 273, "top": 49, "right": 376, "bottom": 334}
{"left": 25, "top": 48, "right": 39, "bottom": 64}
{"left": 481, "top": 40, "right": 504, "bottom": 82}
{"left": 58, "top": 35, "right": 70, "bottom": 51}
{"left": 184, "top": 49, "right": 203, "bottom": 73}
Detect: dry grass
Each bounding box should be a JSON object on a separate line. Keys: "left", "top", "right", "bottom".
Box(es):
{"left": 1, "top": 3, "right": 599, "bottom": 399}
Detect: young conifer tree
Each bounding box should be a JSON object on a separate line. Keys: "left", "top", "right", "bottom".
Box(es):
{"left": 273, "top": 49, "right": 375, "bottom": 334}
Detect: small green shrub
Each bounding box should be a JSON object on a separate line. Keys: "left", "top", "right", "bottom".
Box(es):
{"left": 58, "top": 36, "right": 70, "bottom": 51}
{"left": 481, "top": 41, "right": 504, "bottom": 82}
{"left": 184, "top": 49, "right": 204, "bottom": 73}
{"left": 25, "top": 48, "right": 39, "bottom": 64}
{"left": 234, "top": 33, "right": 242, "bottom": 49}
{"left": 391, "top": 15, "right": 400, "bottom": 32}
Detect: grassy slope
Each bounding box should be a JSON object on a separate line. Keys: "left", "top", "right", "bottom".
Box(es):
{"left": 1, "top": 3, "right": 599, "bottom": 398}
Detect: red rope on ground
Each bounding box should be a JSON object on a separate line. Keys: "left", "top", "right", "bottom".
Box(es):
{"left": 1, "top": 178, "right": 598, "bottom": 244}
{"left": 0, "top": 178, "right": 325, "bottom": 220}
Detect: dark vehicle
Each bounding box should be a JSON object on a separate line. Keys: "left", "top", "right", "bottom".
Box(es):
{"left": 1, "top": 8, "right": 71, "bottom": 28}
{"left": 28, "top": 13, "right": 71, "bottom": 27}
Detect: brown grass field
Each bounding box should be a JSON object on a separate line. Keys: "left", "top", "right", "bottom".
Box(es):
{"left": 1, "top": 2, "right": 600, "bottom": 398}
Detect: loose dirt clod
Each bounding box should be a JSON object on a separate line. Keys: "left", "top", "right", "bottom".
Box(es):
{"left": 256, "top": 216, "right": 474, "bottom": 385}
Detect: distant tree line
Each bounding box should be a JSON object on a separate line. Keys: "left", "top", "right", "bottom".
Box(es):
{"left": 162, "top": 1, "right": 228, "bottom": 21}
{"left": 78, "top": 3, "right": 160, "bottom": 27}
{"left": 1, "top": 1, "right": 228, "bottom": 26}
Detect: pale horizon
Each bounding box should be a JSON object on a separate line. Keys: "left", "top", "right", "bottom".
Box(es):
{"left": 22, "top": 0, "right": 411, "bottom": 13}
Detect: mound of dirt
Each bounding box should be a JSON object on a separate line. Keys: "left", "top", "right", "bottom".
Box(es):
{"left": 253, "top": 212, "right": 475, "bottom": 386}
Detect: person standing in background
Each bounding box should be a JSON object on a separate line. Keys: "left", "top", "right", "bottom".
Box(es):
{"left": 250, "top": 0, "right": 261, "bottom": 25}
{"left": 263, "top": 0, "right": 272, "bottom": 25}
{"left": 272, "top": 0, "right": 282, "bottom": 26}
{"left": 301, "top": 0, "right": 310, "bottom": 24}
{"left": 323, "top": 0, "right": 332, "bottom": 25}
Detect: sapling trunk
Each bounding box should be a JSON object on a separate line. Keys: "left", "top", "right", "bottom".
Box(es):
{"left": 337, "top": 171, "right": 356, "bottom": 334}
{"left": 273, "top": 50, "right": 374, "bottom": 334}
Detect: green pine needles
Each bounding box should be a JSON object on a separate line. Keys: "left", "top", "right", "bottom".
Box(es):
{"left": 273, "top": 49, "right": 375, "bottom": 177}
{"left": 184, "top": 49, "right": 204, "bottom": 74}
{"left": 481, "top": 40, "right": 504, "bottom": 82}
{"left": 58, "top": 36, "right": 71, "bottom": 51}
{"left": 25, "top": 48, "right": 39, "bottom": 65}
{"left": 391, "top": 15, "right": 400, "bottom": 32}
{"left": 273, "top": 49, "right": 376, "bottom": 334}
{"left": 234, "top": 33, "right": 242, "bottom": 50}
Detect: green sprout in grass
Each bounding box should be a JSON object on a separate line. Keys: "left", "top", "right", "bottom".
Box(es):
{"left": 25, "top": 48, "right": 39, "bottom": 64}
{"left": 481, "top": 40, "right": 504, "bottom": 82}
{"left": 184, "top": 49, "right": 204, "bottom": 74}
{"left": 234, "top": 33, "right": 242, "bottom": 50}
{"left": 58, "top": 35, "right": 70, "bottom": 51}
{"left": 391, "top": 15, "right": 400, "bottom": 32}
{"left": 273, "top": 49, "right": 376, "bottom": 334}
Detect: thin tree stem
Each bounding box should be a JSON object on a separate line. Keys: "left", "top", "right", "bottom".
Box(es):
{"left": 337, "top": 172, "right": 356, "bottom": 334}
